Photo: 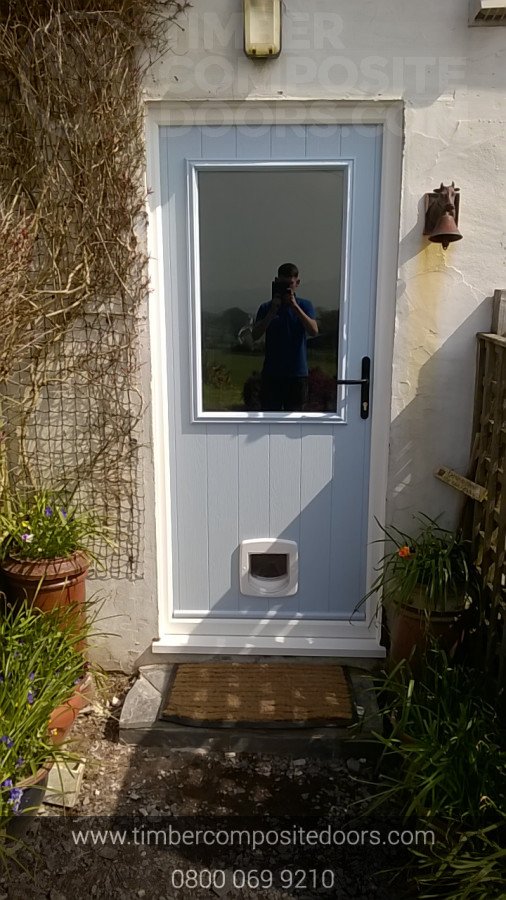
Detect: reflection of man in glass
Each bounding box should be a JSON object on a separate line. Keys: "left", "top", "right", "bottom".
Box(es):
{"left": 252, "top": 263, "right": 318, "bottom": 411}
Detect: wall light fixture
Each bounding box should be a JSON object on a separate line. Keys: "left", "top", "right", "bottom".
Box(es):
{"left": 243, "top": 0, "right": 281, "bottom": 58}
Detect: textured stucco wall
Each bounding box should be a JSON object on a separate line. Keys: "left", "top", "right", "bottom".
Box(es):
{"left": 95, "top": 0, "right": 506, "bottom": 670}
{"left": 88, "top": 298, "right": 160, "bottom": 671}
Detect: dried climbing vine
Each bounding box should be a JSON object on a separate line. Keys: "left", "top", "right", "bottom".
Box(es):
{"left": 0, "top": 0, "right": 188, "bottom": 575}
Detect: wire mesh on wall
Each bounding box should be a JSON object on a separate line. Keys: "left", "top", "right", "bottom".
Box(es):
{"left": 0, "top": 0, "right": 189, "bottom": 578}
{"left": 2, "top": 302, "right": 145, "bottom": 578}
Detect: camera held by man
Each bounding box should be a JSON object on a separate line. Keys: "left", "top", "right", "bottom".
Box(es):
{"left": 271, "top": 279, "right": 292, "bottom": 301}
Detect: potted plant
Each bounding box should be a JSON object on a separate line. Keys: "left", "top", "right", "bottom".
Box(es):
{"left": 359, "top": 514, "right": 479, "bottom": 671}
{"left": 0, "top": 489, "right": 107, "bottom": 639}
{"left": 0, "top": 601, "right": 91, "bottom": 842}
{"left": 368, "top": 652, "right": 506, "bottom": 899}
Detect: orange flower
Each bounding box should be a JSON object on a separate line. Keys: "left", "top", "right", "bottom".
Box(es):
{"left": 398, "top": 545, "right": 411, "bottom": 558}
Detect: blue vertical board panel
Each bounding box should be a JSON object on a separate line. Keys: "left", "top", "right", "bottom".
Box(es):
{"left": 163, "top": 127, "right": 210, "bottom": 613}
{"left": 306, "top": 124, "right": 342, "bottom": 159}
{"left": 207, "top": 427, "right": 240, "bottom": 614}
{"left": 237, "top": 426, "right": 270, "bottom": 617}
{"left": 236, "top": 126, "right": 272, "bottom": 161}
{"left": 270, "top": 124, "right": 307, "bottom": 160}
{"left": 297, "top": 428, "right": 335, "bottom": 614}
{"left": 201, "top": 125, "right": 237, "bottom": 161}
{"left": 267, "top": 425, "right": 303, "bottom": 615}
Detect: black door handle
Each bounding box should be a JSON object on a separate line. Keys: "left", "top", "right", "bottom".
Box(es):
{"left": 336, "top": 356, "right": 370, "bottom": 419}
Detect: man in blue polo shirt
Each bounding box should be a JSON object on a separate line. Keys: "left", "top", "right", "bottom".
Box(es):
{"left": 252, "top": 263, "right": 318, "bottom": 411}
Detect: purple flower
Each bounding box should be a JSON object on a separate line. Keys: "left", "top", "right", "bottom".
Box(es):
{"left": 1, "top": 736, "right": 14, "bottom": 748}
{"left": 60, "top": 508, "right": 67, "bottom": 519}
{"left": 21, "top": 533, "right": 34, "bottom": 543}
{"left": 1, "top": 779, "right": 13, "bottom": 789}
{"left": 27, "top": 690, "right": 35, "bottom": 704}
{"left": 8, "top": 787, "right": 24, "bottom": 813}
{"left": 28, "top": 672, "right": 35, "bottom": 681}
{"left": 44, "top": 506, "right": 53, "bottom": 517}
{"left": 15, "top": 757, "right": 24, "bottom": 768}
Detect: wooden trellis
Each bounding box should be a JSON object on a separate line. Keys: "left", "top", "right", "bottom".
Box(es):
{"left": 467, "top": 292, "right": 506, "bottom": 695}
{"left": 436, "top": 290, "right": 506, "bottom": 698}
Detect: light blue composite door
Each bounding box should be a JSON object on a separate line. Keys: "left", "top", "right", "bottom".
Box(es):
{"left": 159, "top": 123, "right": 382, "bottom": 647}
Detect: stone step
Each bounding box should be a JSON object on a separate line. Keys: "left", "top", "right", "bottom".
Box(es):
{"left": 119, "top": 662, "right": 383, "bottom": 760}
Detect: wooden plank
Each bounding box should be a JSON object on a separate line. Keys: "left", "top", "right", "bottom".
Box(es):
{"left": 477, "top": 332, "right": 506, "bottom": 349}
{"left": 473, "top": 340, "right": 495, "bottom": 552}
{"left": 481, "top": 345, "right": 503, "bottom": 590}
{"left": 472, "top": 337, "right": 486, "bottom": 450}
{"left": 491, "top": 350, "right": 506, "bottom": 601}
{"left": 435, "top": 466, "right": 487, "bottom": 501}
{"left": 469, "top": 312, "right": 506, "bottom": 698}
{"left": 487, "top": 347, "right": 503, "bottom": 486}
{"left": 460, "top": 337, "right": 487, "bottom": 539}
{"left": 491, "top": 289, "right": 506, "bottom": 337}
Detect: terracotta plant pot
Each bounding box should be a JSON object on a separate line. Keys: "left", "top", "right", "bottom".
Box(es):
{"left": 389, "top": 603, "right": 468, "bottom": 676}
{"left": 0, "top": 551, "right": 89, "bottom": 649}
{"left": 0, "top": 551, "right": 89, "bottom": 610}
{"left": 49, "top": 673, "right": 93, "bottom": 744}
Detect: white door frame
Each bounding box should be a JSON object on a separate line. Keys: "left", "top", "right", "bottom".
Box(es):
{"left": 146, "top": 100, "right": 403, "bottom": 656}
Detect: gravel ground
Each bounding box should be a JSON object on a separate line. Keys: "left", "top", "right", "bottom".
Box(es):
{"left": 1, "top": 674, "right": 414, "bottom": 900}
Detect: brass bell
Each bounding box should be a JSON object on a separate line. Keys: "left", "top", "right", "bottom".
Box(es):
{"left": 424, "top": 182, "right": 462, "bottom": 251}
{"left": 428, "top": 212, "right": 463, "bottom": 250}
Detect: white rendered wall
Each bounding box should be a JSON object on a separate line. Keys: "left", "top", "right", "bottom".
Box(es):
{"left": 96, "top": 0, "right": 505, "bottom": 669}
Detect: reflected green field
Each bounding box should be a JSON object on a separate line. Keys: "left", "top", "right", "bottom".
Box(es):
{"left": 203, "top": 349, "right": 337, "bottom": 412}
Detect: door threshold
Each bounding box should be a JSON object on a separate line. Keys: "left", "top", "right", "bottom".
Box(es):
{"left": 152, "top": 633, "right": 385, "bottom": 657}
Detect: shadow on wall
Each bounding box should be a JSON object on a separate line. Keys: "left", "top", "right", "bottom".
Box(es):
{"left": 110, "top": 285, "right": 494, "bottom": 668}
{"left": 126, "top": 295, "right": 495, "bottom": 666}
{"left": 387, "top": 293, "right": 493, "bottom": 532}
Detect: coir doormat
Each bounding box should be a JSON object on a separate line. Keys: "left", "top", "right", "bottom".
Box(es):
{"left": 161, "top": 663, "right": 354, "bottom": 728}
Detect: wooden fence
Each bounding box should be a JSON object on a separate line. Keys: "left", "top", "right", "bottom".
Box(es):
{"left": 467, "top": 291, "right": 506, "bottom": 696}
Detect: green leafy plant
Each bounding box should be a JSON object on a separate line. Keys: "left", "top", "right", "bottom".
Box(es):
{"left": 0, "top": 489, "right": 108, "bottom": 562}
{"left": 374, "top": 654, "right": 505, "bottom": 820}
{"left": 0, "top": 601, "right": 90, "bottom": 830}
{"left": 368, "top": 651, "right": 506, "bottom": 898}
{"left": 360, "top": 514, "right": 477, "bottom": 614}
{"left": 412, "top": 820, "right": 506, "bottom": 900}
